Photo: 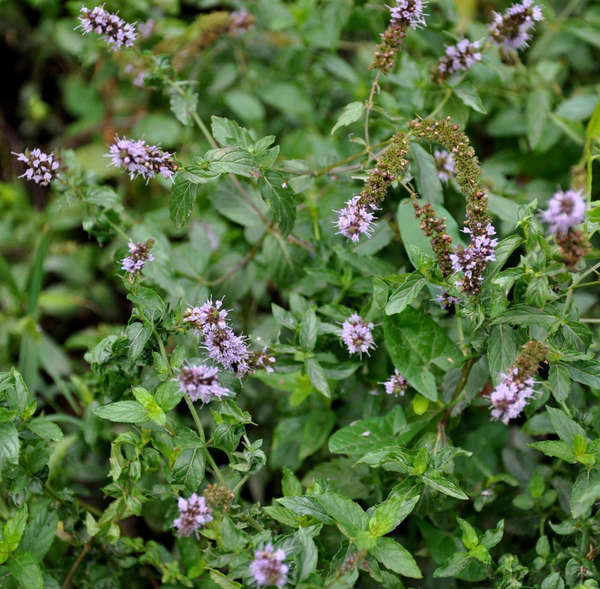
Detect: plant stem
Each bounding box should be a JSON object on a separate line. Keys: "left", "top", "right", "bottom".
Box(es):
{"left": 62, "top": 542, "right": 92, "bottom": 589}
{"left": 364, "top": 71, "right": 381, "bottom": 160}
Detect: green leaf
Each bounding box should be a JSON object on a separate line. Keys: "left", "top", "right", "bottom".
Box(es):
{"left": 173, "top": 433, "right": 206, "bottom": 494}
{"left": 18, "top": 508, "right": 58, "bottom": 561}
{"left": 480, "top": 519, "right": 504, "bottom": 549}
{"left": 259, "top": 175, "right": 296, "bottom": 236}
{"left": 457, "top": 518, "right": 479, "bottom": 549}
{"left": 487, "top": 325, "right": 517, "bottom": 384}
{"left": 469, "top": 544, "right": 491, "bottom": 565}
{"left": 567, "top": 360, "right": 600, "bottom": 388}
{"left": 454, "top": 83, "right": 487, "bottom": 114}
{"left": 170, "top": 172, "right": 199, "bottom": 228}
{"left": 368, "top": 489, "right": 420, "bottom": 537}
{"left": 0, "top": 507, "right": 28, "bottom": 564}
{"left": 7, "top": 552, "right": 43, "bottom": 589}
{"left": 370, "top": 537, "right": 422, "bottom": 578}
{"left": 277, "top": 496, "right": 333, "bottom": 523}
{"left": 299, "top": 308, "right": 318, "bottom": 351}
{"left": 94, "top": 401, "right": 149, "bottom": 423}
{"left": 546, "top": 407, "right": 586, "bottom": 444}
{"left": 586, "top": 98, "right": 600, "bottom": 140}
{"left": 26, "top": 417, "right": 63, "bottom": 441}
{"left": 529, "top": 440, "right": 577, "bottom": 463}
{"left": 385, "top": 274, "right": 426, "bottom": 315}
{"left": 422, "top": 472, "right": 468, "bottom": 500}
{"left": 570, "top": 470, "right": 600, "bottom": 518}
{"left": 410, "top": 144, "right": 443, "bottom": 204}
{"left": 0, "top": 422, "right": 20, "bottom": 472}
{"left": 132, "top": 387, "right": 166, "bottom": 426}
{"left": 126, "top": 322, "right": 152, "bottom": 361}
{"left": 384, "top": 307, "right": 463, "bottom": 401}
{"left": 127, "top": 287, "right": 166, "bottom": 323}
{"left": 331, "top": 101, "right": 364, "bottom": 135}
{"left": 296, "top": 527, "right": 318, "bottom": 580}
{"left": 203, "top": 147, "right": 256, "bottom": 177}
{"left": 305, "top": 358, "right": 330, "bottom": 398}
{"left": 527, "top": 89, "right": 551, "bottom": 149}
{"left": 169, "top": 89, "right": 198, "bottom": 126}
{"left": 318, "top": 493, "right": 368, "bottom": 537}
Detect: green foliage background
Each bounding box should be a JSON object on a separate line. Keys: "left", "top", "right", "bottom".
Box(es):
{"left": 1, "top": 0, "right": 600, "bottom": 587}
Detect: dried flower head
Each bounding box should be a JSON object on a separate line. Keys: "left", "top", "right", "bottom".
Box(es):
{"left": 121, "top": 240, "right": 154, "bottom": 275}
{"left": 79, "top": 5, "right": 136, "bottom": 51}
{"left": 436, "top": 39, "right": 482, "bottom": 82}
{"left": 488, "top": 0, "right": 543, "bottom": 53}
{"left": 250, "top": 544, "right": 289, "bottom": 588}
{"left": 203, "top": 483, "right": 235, "bottom": 512}
{"left": 178, "top": 364, "right": 230, "bottom": 403}
{"left": 173, "top": 493, "right": 213, "bottom": 536}
{"left": 13, "top": 148, "right": 60, "bottom": 186}
{"left": 109, "top": 136, "right": 177, "bottom": 181}
{"left": 383, "top": 369, "right": 408, "bottom": 397}
{"left": 341, "top": 313, "right": 375, "bottom": 356}
{"left": 542, "top": 189, "right": 586, "bottom": 235}
{"left": 434, "top": 149, "right": 455, "bottom": 183}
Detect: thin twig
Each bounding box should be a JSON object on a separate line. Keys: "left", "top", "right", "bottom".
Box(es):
{"left": 62, "top": 543, "right": 91, "bottom": 589}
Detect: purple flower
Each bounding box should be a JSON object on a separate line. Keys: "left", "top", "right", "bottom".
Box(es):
{"left": 250, "top": 544, "right": 289, "bottom": 588}
{"left": 205, "top": 327, "right": 251, "bottom": 376}
{"left": 433, "top": 149, "right": 455, "bottom": 183}
{"left": 138, "top": 18, "right": 155, "bottom": 39}
{"left": 542, "top": 189, "right": 586, "bottom": 235}
{"left": 178, "top": 364, "right": 230, "bottom": 403}
{"left": 121, "top": 240, "right": 154, "bottom": 275}
{"left": 336, "top": 196, "right": 376, "bottom": 242}
{"left": 229, "top": 10, "right": 254, "bottom": 35}
{"left": 109, "top": 135, "right": 177, "bottom": 181}
{"left": 450, "top": 222, "right": 498, "bottom": 294}
{"left": 490, "top": 367, "right": 535, "bottom": 424}
{"left": 173, "top": 493, "right": 212, "bottom": 536}
{"left": 13, "top": 148, "right": 60, "bottom": 186}
{"left": 253, "top": 348, "right": 276, "bottom": 373}
{"left": 389, "top": 0, "right": 427, "bottom": 30}
{"left": 488, "top": 0, "right": 543, "bottom": 52}
{"left": 437, "top": 39, "right": 482, "bottom": 79}
{"left": 184, "top": 299, "right": 229, "bottom": 334}
{"left": 341, "top": 313, "right": 375, "bottom": 356}
{"left": 79, "top": 5, "right": 136, "bottom": 51}
{"left": 383, "top": 369, "right": 407, "bottom": 397}
{"left": 434, "top": 290, "right": 461, "bottom": 309}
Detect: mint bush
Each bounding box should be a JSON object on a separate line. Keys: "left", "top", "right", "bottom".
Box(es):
{"left": 1, "top": 1, "right": 600, "bottom": 587}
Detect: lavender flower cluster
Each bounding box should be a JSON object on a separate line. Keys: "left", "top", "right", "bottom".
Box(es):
{"left": 436, "top": 39, "right": 482, "bottom": 81}
{"left": 341, "top": 313, "right": 375, "bottom": 356}
{"left": 488, "top": 0, "right": 543, "bottom": 52}
{"left": 383, "top": 369, "right": 407, "bottom": 397}
{"left": 173, "top": 493, "right": 213, "bottom": 537}
{"left": 13, "top": 149, "right": 60, "bottom": 186}
{"left": 79, "top": 5, "right": 136, "bottom": 51}
{"left": 490, "top": 367, "right": 535, "bottom": 424}
{"left": 109, "top": 136, "right": 178, "bottom": 181}
{"left": 450, "top": 222, "right": 498, "bottom": 294}
{"left": 433, "top": 149, "right": 455, "bottom": 183}
{"left": 542, "top": 189, "right": 586, "bottom": 236}
{"left": 336, "top": 196, "right": 376, "bottom": 242}
{"left": 121, "top": 240, "right": 154, "bottom": 275}
{"left": 184, "top": 298, "right": 275, "bottom": 378}
{"left": 250, "top": 544, "right": 289, "bottom": 588}
{"left": 435, "top": 290, "right": 461, "bottom": 310}
{"left": 178, "top": 364, "right": 230, "bottom": 404}
{"left": 389, "top": 0, "right": 427, "bottom": 30}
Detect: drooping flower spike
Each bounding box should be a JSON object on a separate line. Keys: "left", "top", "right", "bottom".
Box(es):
{"left": 79, "top": 5, "right": 137, "bottom": 51}
{"left": 13, "top": 149, "right": 60, "bottom": 186}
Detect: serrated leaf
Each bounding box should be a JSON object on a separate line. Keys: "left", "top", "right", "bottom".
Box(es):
{"left": 330, "top": 101, "right": 364, "bottom": 135}
{"left": 370, "top": 537, "right": 422, "bottom": 578}
{"left": 94, "top": 401, "right": 149, "bottom": 423}
{"left": 259, "top": 175, "right": 296, "bottom": 236}
{"left": 170, "top": 172, "right": 199, "bottom": 227}
{"left": 454, "top": 83, "right": 487, "bottom": 114}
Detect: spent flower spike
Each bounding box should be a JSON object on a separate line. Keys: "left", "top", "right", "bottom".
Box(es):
{"left": 13, "top": 148, "right": 60, "bottom": 186}
{"left": 542, "top": 189, "right": 586, "bottom": 235}
{"left": 250, "top": 544, "right": 289, "bottom": 587}
{"left": 178, "top": 364, "right": 230, "bottom": 403}
{"left": 341, "top": 313, "right": 375, "bottom": 356}
{"left": 173, "top": 493, "right": 213, "bottom": 536}
{"left": 79, "top": 5, "right": 136, "bottom": 51}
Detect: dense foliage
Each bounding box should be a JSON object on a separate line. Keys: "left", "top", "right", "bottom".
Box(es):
{"left": 2, "top": 0, "right": 600, "bottom": 587}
